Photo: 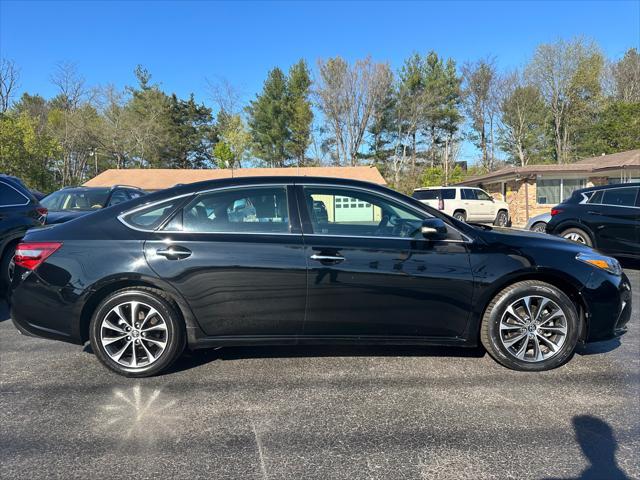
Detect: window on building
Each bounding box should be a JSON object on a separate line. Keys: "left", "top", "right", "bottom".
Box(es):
{"left": 536, "top": 178, "right": 586, "bottom": 205}
{"left": 536, "top": 179, "right": 561, "bottom": 205}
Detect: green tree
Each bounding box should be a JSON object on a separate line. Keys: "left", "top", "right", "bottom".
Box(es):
{"left": 286, "top": 60, "right": 313, "bottom": 165}
{"left": 420, "top": 165, "right": 465, "bottom": 187}
{"left": 575, "top": 101, "right": 640, "bottom": 156}
{"left": 247, "top": 67, "right": 290, "bottom": 167}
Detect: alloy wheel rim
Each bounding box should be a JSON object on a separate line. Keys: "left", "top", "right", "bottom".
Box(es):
{"left": 498, "top": 213, "right": 507, "bottom": 226}
{"left": 499, "top": 295, "right": 568, "bottom": 362}
{"left": 100, "top": 301, "right": 168, "bottom": 369}
{"left": 564, "top": 232, "right": 586, "bottom": 244}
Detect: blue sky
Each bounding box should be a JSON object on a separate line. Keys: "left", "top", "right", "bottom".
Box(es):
{"left": 1, "top": 0, "right": 639, "bottom": 162}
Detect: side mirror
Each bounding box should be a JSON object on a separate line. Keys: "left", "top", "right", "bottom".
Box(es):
{"left": 421, "top": 218, "right": 448, "bottom": 240}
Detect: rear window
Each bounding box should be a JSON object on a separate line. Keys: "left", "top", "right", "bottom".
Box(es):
{"left": 121, "top": 199, "right": 181, "bottom": 230}
{"left": 0, "top": 181, "right": 30, "bottom": 207}
{"left": 412, "top": 189, "right": 455, "bottom": 200}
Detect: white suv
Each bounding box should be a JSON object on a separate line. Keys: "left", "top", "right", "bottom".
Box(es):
{"left": 412, "top": 186, "right": 510, "bottom": 226}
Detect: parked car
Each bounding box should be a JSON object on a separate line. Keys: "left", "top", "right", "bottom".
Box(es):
{"left": 41, "top": 185, "right": 145, "bottom": 224}
{"left": 10, "top": 177, "right": 631, "bottom": 377}
{"left": 546, "top": 183, "right": 640, "bottom": 260}
{"left": 525, "top": 212, "right": 551, "bottom": 233}
{"left": 0, "top": 175, "right": 47, "bottom": 293}
{"left": 413, "top": 186, "right": 510, "bottom": 226}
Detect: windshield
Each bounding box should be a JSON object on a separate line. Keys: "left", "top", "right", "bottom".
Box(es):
{"left": 41, "top": 189, "right": 110, "bottom": 211}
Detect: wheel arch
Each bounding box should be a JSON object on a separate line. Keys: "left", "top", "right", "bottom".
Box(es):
{"left": 552, "top": 221, "right": 596, "bottom": 247}
{"left": 78, "top": 276, "right": 203, "bottom": 344}
{"left": 471, "top": 270, "right": 589, "bottom": 345}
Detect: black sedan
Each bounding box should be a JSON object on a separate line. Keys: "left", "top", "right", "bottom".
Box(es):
{"left": 546, "top": 183, "right": 640, "bottom": 260}
{"left": 10, "top": 176, "right": 632, "bottom": 376}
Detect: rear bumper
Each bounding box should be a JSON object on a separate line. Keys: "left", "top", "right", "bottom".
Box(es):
{"left": 10, "top": 268, "right": 84, "bottom": 345}
{"left": 583, "top": 271, "right": 632, "bottom": 342}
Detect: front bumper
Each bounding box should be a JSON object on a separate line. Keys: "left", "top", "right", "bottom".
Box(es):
{"left": 583, "top": 271, "right": 632, "bottom": 342}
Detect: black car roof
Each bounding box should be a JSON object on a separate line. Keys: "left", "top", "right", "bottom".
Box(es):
{"left": 574, "top": 182, "right": 640, "bottom": 195}
{"left": 164, "top": 175, "right": 392, "bottom": 195}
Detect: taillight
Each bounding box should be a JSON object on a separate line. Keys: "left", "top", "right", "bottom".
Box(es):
{"left": 550, "top": 208, "right": 563, "bottom": 216}
{"left": 438, "top": 198, "right": 444, "bottom": 210}
{"left": 13, "top": 242, "right": 62, "bottom": 270}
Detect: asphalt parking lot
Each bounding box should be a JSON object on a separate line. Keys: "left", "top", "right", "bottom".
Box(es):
{"left": 1, "top": 267, "right": 638, "bottom": 480}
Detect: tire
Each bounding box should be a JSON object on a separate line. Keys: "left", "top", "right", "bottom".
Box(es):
{"left": 0, "top": 242, "right": 17, "bottom": 298}
{"left": 89, "top": 288, "right": 186, "bottom": 377}
{"left": 453, "top": 210, "right": 466, "bottom": 222}
{"left": 531, "top": 222, "right": 547, "bottom": 233}
{"left": 494, "top": 210, "right": 509, "bottom": 227}
{"left": 480, "top": 280, "right": 579, "bottom": 371}
{"left": 560, "top": 227, "right": 593, "bottom": 247}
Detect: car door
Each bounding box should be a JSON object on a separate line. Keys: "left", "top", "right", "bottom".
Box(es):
{"left": 141, "top": 184, "right": 307, "bottom": 338}
{"left": 474, "top": 189, "right": 496, "bottom": 222}
{"left": 297, "top": 184, "right": 474, "bottom": 340}
{"left": 586, "top": 186, "right": 640, "bottom": 256}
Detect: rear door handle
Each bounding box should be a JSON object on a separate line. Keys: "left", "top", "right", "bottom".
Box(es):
{"left": 310, "top": 254, "right": 345, "bottom": 264}
{"left": 156, "top": 246, "right": 192, "bottom": 260}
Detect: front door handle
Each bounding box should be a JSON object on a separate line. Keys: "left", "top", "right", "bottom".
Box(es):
{"left": 587, "top": 210, "right": 602, "bottom": 215}
{"left": 156, "top": 246, "right": 192, "bottom": 260}
{"left": 310, "top": 254, "right": 345, "bottom": 264}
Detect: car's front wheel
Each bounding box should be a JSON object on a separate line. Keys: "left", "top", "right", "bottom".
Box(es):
{"left": 89, "top": 288, "right": 186, "bottom": 377}
{"left": 480, "top": 281, "right": 579, "bottom": 371}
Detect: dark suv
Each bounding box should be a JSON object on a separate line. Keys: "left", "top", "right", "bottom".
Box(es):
{"left": 0, "top": 175, "right": 47, "bottom": 292}
{"left": 41, "top": 185, "right": 145, "bottom": 224}
{"left": 546, "top": 183, "right": 640, "bottom": 259}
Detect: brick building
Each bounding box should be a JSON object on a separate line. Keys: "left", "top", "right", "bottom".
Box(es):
{"left": 456, "top": 150, "right": 640, "bottom": 227}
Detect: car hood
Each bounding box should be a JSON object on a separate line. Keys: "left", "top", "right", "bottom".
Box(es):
{"left": 475, "top": 224, "right": 596, "bottom": 254}
{"left": 45, "top": 210, "right": 94, "bottom": 224}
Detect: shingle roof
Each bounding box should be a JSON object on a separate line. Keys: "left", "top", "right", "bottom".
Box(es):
{"left": 84, "top": 166, "right": 387, "bottom": 190}
{"left": 456, "top": 149, "right": 640, "bottom": 185}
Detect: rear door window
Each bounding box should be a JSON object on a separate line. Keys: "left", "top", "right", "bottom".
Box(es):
{"left": 0, "top": 181, "right": 30, "bottom": 207}
{"left": 462, "top": 189, "right": 477, "bottom": 200}
{"left": 601, "top": 187, "right": 639, "bottom": 207}
{"left": 173, "top": 186, "right": 290, "bottom": 234}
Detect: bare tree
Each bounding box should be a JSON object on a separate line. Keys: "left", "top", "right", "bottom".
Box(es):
{"left": 526, "top": 38, "right": 603, "bottom": 163}
{"left": 206, "top": 76, "right": 243, "bottom": 115}
{"left": 462, "top": 58, "right": 499, "bottom": 171}
{"left": 315, "top": 56, "right": 393, "bottom": 165}
{"left": 0, "top": 58, "right": 20, "bottom": 113}
{"left": 50, "top": 62, "right": 91, "bottom": 110}
{"left": 611, "top": 48, "right": 640, "bottom": 103}
{"left": 498, "top": 71, "right": 547, "bottom": 166}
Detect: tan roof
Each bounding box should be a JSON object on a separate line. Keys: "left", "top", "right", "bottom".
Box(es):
{"left": 84, "top": 166, "right": 387, "bottom": 190}
{"left": 457, "top": 149, "right": 640, "bottom": 185}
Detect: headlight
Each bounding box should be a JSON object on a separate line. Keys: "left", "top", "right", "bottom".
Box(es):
{"left": 576, "top": 252, "right": 622, "bottom": 275}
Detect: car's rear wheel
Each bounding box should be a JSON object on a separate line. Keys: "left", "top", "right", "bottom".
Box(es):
{"left": 531, "top": 222, "right": 547, "bottom": 233}
{"left": 560, "top": 227, "right": 593, "bottom": 247}
{"left": 89, "top": 288, "right": 185, "bottom": 377}
{"left": 480, "top": 281, "right": 579, "bottom": 371}
{"left": 453, "top": 210, "right": 466, "bottom": 222}
{"left": 494, "top": 210, "right": 508, "bottom": 227}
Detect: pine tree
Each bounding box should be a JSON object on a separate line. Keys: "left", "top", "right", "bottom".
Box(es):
{"left": 247, "top": 67, "right": 290, "bottom": 167}
{"left": 286, "top": 60, "right": 313, "bottom": 166}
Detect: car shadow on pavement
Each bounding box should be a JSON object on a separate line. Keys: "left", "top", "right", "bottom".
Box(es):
{"left": 164, "top": 344, "right": 487, "bottom": 374}
{"left": 0, "top": 300, "right": 9, "bottom": 322}
{"left": 544, "top": 415, "right": 630, "bottom": 480}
